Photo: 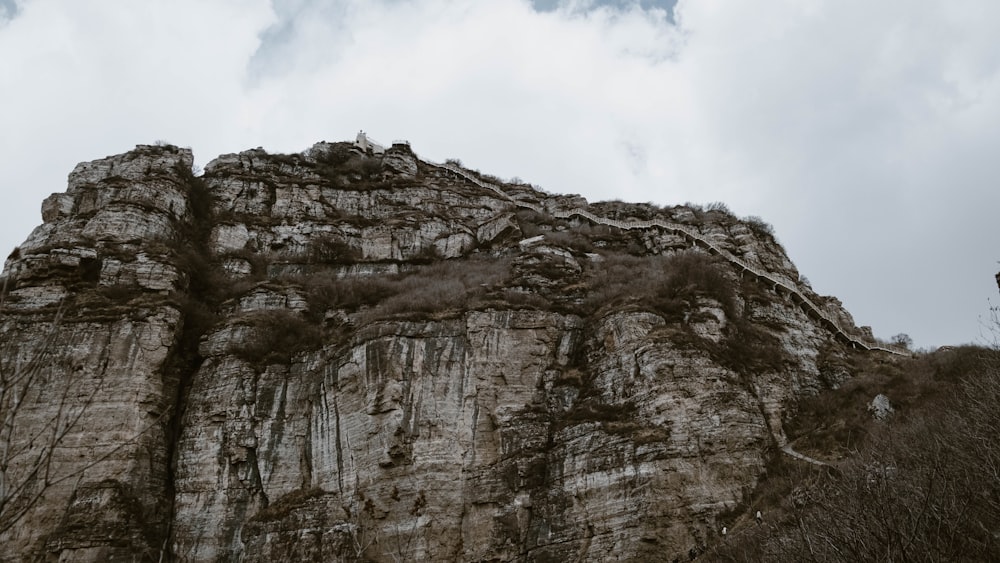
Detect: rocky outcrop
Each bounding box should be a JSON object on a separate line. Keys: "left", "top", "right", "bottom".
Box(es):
{"left": 1, "top": 141, "right": 880, "bottom": 561}
{"left": 868, "top": 393, "right": 894, "bottom": 421}
{"left": 0, "top": 145, "right": 193, "bottom": 559}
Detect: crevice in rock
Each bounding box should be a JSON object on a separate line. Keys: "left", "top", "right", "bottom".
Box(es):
{"left": 159, "top": 163, "right": 222, "bottom": 561}
{"left": 332, "top": 390, "right": 345, "bottom": 496}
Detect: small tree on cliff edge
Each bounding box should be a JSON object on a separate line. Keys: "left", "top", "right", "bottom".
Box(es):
{"left": 891, "top": 333, "right": 913, "bottom": 350}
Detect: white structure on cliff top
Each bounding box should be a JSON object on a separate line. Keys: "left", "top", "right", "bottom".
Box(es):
{"left": 354, "top": 130, "right": 385, "bottom": 155}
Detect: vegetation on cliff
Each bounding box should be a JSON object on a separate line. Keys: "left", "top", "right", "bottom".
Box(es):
{"left": 0, "top": 141, "right": 993, "bottom": 562}
{"left": 708, "top": 345, "right": 1000, "bottom": 562}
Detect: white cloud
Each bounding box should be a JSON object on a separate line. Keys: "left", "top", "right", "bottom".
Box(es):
{"left": 667, "top": 0, "right": 1000, "bottom": 346}
{"left": 1, "top": 0, "right": 998, "bottom": 347}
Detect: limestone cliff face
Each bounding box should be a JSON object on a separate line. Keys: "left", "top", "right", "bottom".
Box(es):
{"left": 2, "top": 141, "right": 873, "bottom": 561}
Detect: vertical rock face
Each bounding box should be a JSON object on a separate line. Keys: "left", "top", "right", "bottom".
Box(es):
{"left": 1, "top": 145, "right": 194, "bottom": 559}
{"left": 2, "top": 141, "right": 875, "bottom": 561}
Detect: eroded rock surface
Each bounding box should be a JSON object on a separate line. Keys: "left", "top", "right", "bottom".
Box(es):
{"left": 1, "top": 141, "right": 876, "bottom": 562}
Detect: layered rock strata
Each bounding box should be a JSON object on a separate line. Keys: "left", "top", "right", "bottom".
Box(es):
{"left": 1, "top": 141, "right": 872, "bottom": 562}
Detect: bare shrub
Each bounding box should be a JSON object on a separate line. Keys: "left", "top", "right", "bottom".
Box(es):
{"left": 313, "top": 144, "right": 353, "bottom": 169}
{"left": 515, "top": 209, "right": 556, "bottom": 238}
{"left": 315, "top": 149, "right": 383, "bottom": 188}
{"left": 582, "top": 250, "right": 735, "bottom": 321}
{"left": 716, "top": 319, "right": 787, "bottom": 374}
{"left": 411, "top": 244, "right": 443, "bottom": 264}
{"left": 705, "top": 201, "right": 732, "bottom": 215}
{"left": 309, "top": 234, "right": 360, "bottom": 264}
{"left": 300, "top": 276, "right": 394, "bottom": 321}
{"left": 229, "top": 310, "right": 323, "bottom": 364}
{"left": 543, "top": 230, "right": 594, "bottom": 253}
{"left": 656, "top": 251, "right": 736, "bottom": 316}
{"left": 296, "top": 256, "right": 513, "bottom": 325}
{"left": 360, "top": 257, "right": 511, "bottom": 322}
{"left": 498, "top": 289, "right": 550, "bottom": 311}
{"left": 581, "top": 252, "right": 667, "bottom": 314}
{"left": 891, "top": 332, "right": 913, "bottom": 350}
{"left": 715, "top": 346, "right": 1000, "bottom": 562}
{"left": 744, "top": 215, "right": 775, "bottom": 239}
{"left": 705, "top": 201, "right": 738, "bottom": 223}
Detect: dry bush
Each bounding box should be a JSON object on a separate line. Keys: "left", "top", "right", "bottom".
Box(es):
{"left": 515, "top": 209, "right": 557, "bottom": 238}
{"left": 361, "top": 257, "right": 511, "bottom": 322}
{"left": 715, "top": 319, "right": 787, "bottom": 374}
{"left": 313, "top": 144, "right": 353, "bottom": 168}
{"left": 301, "top": 276, "right": 397, "bottom": 320}
{"left": 296, "top": 256, "right": 513, "bottom": 325}
{"left": 743, "top": 215, "right": 775, "bottom": 240}
{"left": 308, "top": 234, "right": 360, "bottom": 264}
{"left": 314, "top": 147, "right": 383, "bottom": 188}
{"left": 705, "top": 201, "right": 733, "bottom": 215}
{"left": 656, "top": 251, "right": 736, "bottom": 316}
{"left": 543, "top": 230, "right": 594, "bottom": 254}
{"left": 498, "top": 289, "right": 550, "bottom": 311}
{"left": 229, "top": 310, "right": 323, "bottom": 364}
{"left": 581, "top": 253, "right": 667, "bottom": 313}
{"left": 786, "top": 348, "right": 981, "bottom": 457}
{"left": 582, "top": 250, "right": 735, "bottom": 321}
{"left": 712, "top": 347, "right": 1000, "bottom": 562}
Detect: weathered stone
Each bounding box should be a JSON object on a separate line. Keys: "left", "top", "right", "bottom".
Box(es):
{"left": 41, "top": 192, "right": 73, "bottom": 223}
{"left": 0, "top": 141, "right": 883, "bottom": 562}
{"left": 868, "top": 393, "right": 894, "bottom": 421}
{"left": 476, "top": 212, "right": 519, "bottom": 245}
{"left": 382, "top": 146, "right": 418, "bottom": 177}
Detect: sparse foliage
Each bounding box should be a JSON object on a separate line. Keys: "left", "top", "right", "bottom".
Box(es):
{"left": 891, "top": 332, "right": 913, "bottom": 350}
{"left": 229, "top": 310, "right": 323, "bottom": 364}
{"left": 744, "top": 215, "right": 776, "bottom": 240}
{"left": 582, "top": 250, "right": 735, "bottom": 320}
{"left": 706, "top": 201, "right": 733, "bottom": 215}
{"left": 710, "top": 346, "right": 1000, "bottom": 562}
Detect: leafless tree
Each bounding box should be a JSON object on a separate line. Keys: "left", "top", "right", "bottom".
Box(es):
{"left": 705, "top": 345, "right": 1000, "bottom": 562}
{"left": 0, "top": 285, "right": 89, "bottom": 535}
{"left": 0, "top": 282, "right": 164, "bottom": 540}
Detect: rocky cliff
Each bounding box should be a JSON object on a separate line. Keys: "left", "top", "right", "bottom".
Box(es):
{"left": 0, "top": 140, "right": 896, "bottom": 561}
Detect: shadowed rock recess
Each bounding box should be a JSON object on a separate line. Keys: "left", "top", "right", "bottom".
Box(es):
{"left": 0, "top": 141, "right": 895, "bottom": 561}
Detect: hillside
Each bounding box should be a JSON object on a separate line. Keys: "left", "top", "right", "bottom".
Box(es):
{"left": 0, "top": 139, "right": 930, "bottom": 562}
{"left": 707, "top": 344, "right": 1000, "bottom": 561}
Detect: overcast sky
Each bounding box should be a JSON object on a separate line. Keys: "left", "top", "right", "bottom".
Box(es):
{"left": 1, "top": 0, "right": 998, "bottom": 348}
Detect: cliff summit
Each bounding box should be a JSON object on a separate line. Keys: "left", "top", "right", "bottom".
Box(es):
{"left": 1, "top": 138, "right": 910, "bottom": 561}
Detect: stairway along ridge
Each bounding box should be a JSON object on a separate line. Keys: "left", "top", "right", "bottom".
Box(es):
{"left": 424, "top": 158, "right": 908, "bottom": 357}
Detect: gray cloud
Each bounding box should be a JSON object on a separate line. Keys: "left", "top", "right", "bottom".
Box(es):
{"left": 533, "top": 0, "right": 676, "bottom": 21}
{"left": 0, "top": 0, "right": 18, "bottom": 20}
{"left": 0, "top": 0, "right": 997, "bottom": 348}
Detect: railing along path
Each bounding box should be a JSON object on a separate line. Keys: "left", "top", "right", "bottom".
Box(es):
{"left": 423, "top": 160, "right": 908, "bottom": 356}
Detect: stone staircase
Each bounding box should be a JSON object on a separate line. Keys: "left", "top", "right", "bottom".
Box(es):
{"left": 423, "top": 159, "right": 909, "bottom": 357}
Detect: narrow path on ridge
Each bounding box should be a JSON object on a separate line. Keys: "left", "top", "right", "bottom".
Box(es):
{"left": 423, "top": 159, "right": 909, "bottom": 358}
{"left": 780, "top": 445, "right": 833, "bottom": 468}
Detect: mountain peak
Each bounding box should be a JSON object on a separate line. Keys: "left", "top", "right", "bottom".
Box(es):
{"left": 1, "top": 139, "right": 907, "bottom": 560}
